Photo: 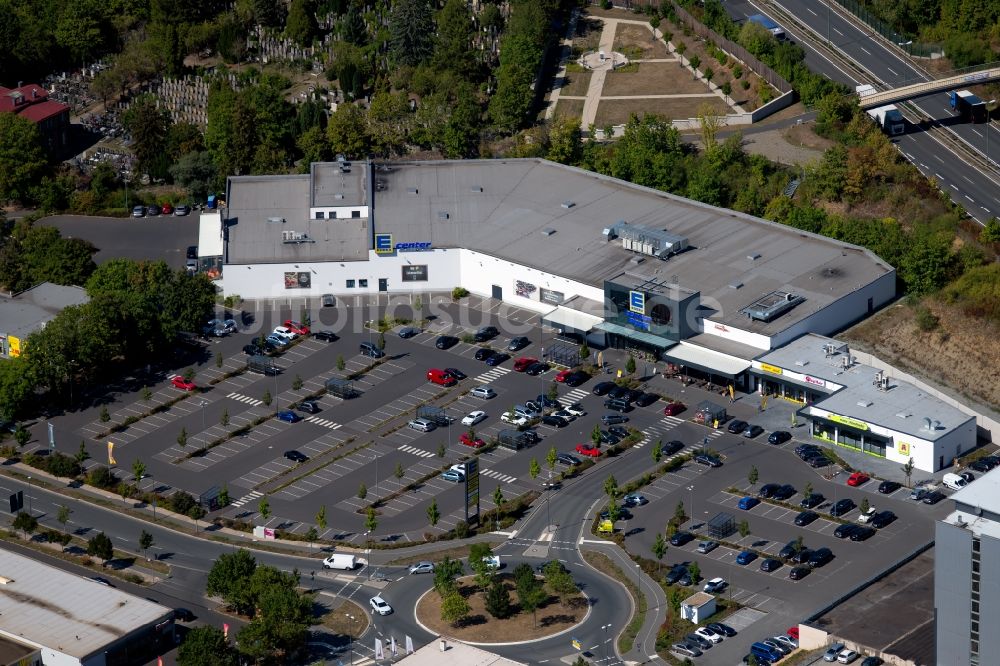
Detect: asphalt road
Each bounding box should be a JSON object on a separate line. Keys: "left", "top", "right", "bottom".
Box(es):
{"left": 722, "top": 0, "right": 1000, "bottom": 223}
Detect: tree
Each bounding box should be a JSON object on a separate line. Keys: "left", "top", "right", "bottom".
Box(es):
{"left": 221, "top": 408, "right": 230, "bottom": 426}
{"left": 123, "top": 95, "right": 172, "bottom": 181}
{"left": 493, "top": 485, "right": 505, "bottom": 514}
{"left": 517, "top": 572, "right": 547, "bottom": 626}
{"left": 57, "top": 504, "right": 71, "bottom": 532}
{"left": 327, "top": 104, "right": 370, "bottom": 157}
{"left": 258, "top": 496, "right": 271, "bottom": 522}
{"left": 441, "top": 590, "right": 471, "bottom": 626}
{"left": 12, "top": 511, "right": 37, "bottom": 539}
{"left": 860, "top": 497, "right": 870, "bottom": 514}
{"left": 388, "top": 0, "right": 436, "bottom": 66}
{"left": 673, "top": 500, "right": 687, "bottom": 524}
{"left": 803, "top": 481, "right": 812, "bottom": 498}
{"left": 336, "top": 355, "right": 346, "bottom": 371}
{"left": 427, "top": 498, "right": 440, "bottom": 526}
{"left": 394, "top": 462, "right": 405, "bottom": 481}
{"left": 529, "top": 457, "right": 541, "bottom": 480}
{"left": 206, "top": 549, "right": 258, "bottom": 615}
{"left": 547, "top": 381, "right": 559, "bottom": 401}
{"left": 132, "top": 459, "right": 146, "bottom": 485}
{"left": 141, "top": 386, "right": 152, "bottom": 402}
{"left": 365, "top": 507, "right": 378, "bottom": 536}
{"left": 170, "top": 151, "right": 216, "bottom": 201}
{"left": 177, "top": 427, "right": 188, "bottom": 447}
{"left": 626, "top": 354, "right": 636, "bottom": 375}
{"left": 652, "top": 439, "right": 663, "bottom": 464}
{"left": 437, "top": 442, "right": 446, "bottom": 458}
{"left": 652, "top": 532, "right": 667, "bottom": 561}
{"left": 738, "top": 519, "right": 750, "bottom": 538}
{"left": 0, "top": 112, "right": 47, "bottom": 203}
{"left": 75, "top": 441, "right": 89, "bottom": 466}
{"left": 357, "top": 482, "right": 367, "bottom": 499}
{"left": 292, "top": 375, "right": 303, "bottom": 390}
{"left": 980, "top": 217, "right": 1000, "bottom": 244}
{"left": 218, "top": 486, "right": 230, "bottom": 508}
{"left": 546, "top": 446, "right": 558, "bottom": 472}
{"left": 14, "top": 426, "right": 29, "bottom": 449}
{"left": 484, "top": 576, "right": 512, "bottom": 619}
{"left": 748, "top": 465, "right": 759, "bottom": 489}
{"left": 377, "top": 331, "right": 386, "bottom": 352}
{"left": 285, "top": 0, "right": 319, "bottom": 45}
{"left": 139, "top": 530, "right": 154, "bottom": 560}
{"left": 433, "top": 556, "right": 462, "bottom": 595}
{"left": 305, "top": 526, "right": 318, "bottom": 546}
{"left": 547, "top": 115, "right": 583, "bottom": 165}
{"left": 316, "top": 504, "right": 327, "bottom": 531}
{"left": 604, "top": 475, "right": 619, "bottom": 499}
{"left": 177, "top": 626, "right": 238, "bottom": 666}
{"left": 687, "top": 561, "right": 700, "bottom": 584}
{"left": 721, "top": 80, "right": 732, "bottom": 101}
{"left": 580, "top": 341, "right": 590, "bottom": 360}
{"left": 591, "top": 424, "right": 602, "bottom": 447}
{"left": 87, "top": 531, "right": 114, "bottom": 566}
{"left": 261, "top": 390, "right": 272, "bottom": 407}
{"left": 469, "top": 542, "right": 495, "bottom": 590}
{"left": 902, "top": 458, "right": 915, "bottom": 487}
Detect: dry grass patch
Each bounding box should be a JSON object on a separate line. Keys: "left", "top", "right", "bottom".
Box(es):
{"left": 613, "top": 23, "right": 670, "bottom": 58}
{"left": 783, "top": 123, "right": 837, "bottom": 151}
{"left": 318, "top": 599, "right": 369, "bottom": 638}
{"left": 559, "top": 71, "right": 593, "bottom": 97}
{"left": 595, "top": 97, "right": 729, "bottom": 126}
{"left": 416, "top": 577, "right": 587, "bottom": 643}
{"left": 602, "top": 63, "right": 707, "bottom": 96}
{"left": 572, "top": 16, "right": 603, "bottom": 52}
{"left": 386, "top": 542, "right": 495, "bottom": 566}
{"left": 554, "top": 98, "right": 586, "bottom": 120}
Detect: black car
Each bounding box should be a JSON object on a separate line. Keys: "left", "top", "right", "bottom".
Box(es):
{"left": 850, "top": 526, "right": 876, "bottom": 541}
{"left": 603, "top": 398, "right": 632, "bottom": 413}
{"left": 829, "top": 498, "right": 856, "bottom": 517}
{"left": 760, "top": 558, "right": 782, "bottom": 573}
{"left": 809, "top": 547, "right": 833, "bottom": 567}
{"left": 768, "top": 430, "right": 792, "bottom": 445}
{"left": 664, "top": 563, "right": 689, "bottom": 584}
{"left": 685, "top": 633, "right": 713, "bottom": 650}
{"left": 186, "top": 245, "right": 198, "bottom": 259}
{"left": 598, "top": 430, "right": 621, "bottom": 446}
{"left": 789, "top": 566, "right": 811, "bottom": 580}
{"left": 564, "top": 371, "right": 590, "bottom": 387}
{"left": 542, "top": 415, "right": 568, "bottom": 428}
{"left": 758, "top": 483, "right": 781, "bottom": 499}
{"left": 608, "top": 385, "right": 631, "bottom": 401}
{"left": 695, "top": 452, "right": 722, "bottom": 467}
{"left": 870, "top": 510, "right": 896, "bottom": 529}
{"left": 969, "top": 459, "right": 993, "bottom": 473}
{"left": 436, "top": 335, "right": 459, "bottom": 350}
{"left": 398, "top": 326, "right": 419, "bottom": 338}
{"left": 794, "top": 510, "right": 819, "bottom": 526}
{"left": 525, "top": 362, "right": 550, "bottom": 376}
{"left": 445, "top": 367, "right": 467, "bottom": 380}
{"left": 922, "top": 490, "right": 946, "bottom": 505}
{"left": 877, "top": 480, "right": 901, "bottom": 494}
{"left": 773, "top": 484, "right": 797, "bottom": 501}
{"left": 556, "top": 453, "right": 581, "bottom": 466}
{"left": 663, "top": 440, "right": 685, "bottom": 456}
{"left": 800, "top": 493, "right": 825, "bottom": 509}
{"left": 669, "top": 531, "right": 694, "bottom": 547}
{"left": 243, "top": 343, "right": 264, "bottom": 355}
{"left": 789, "top": 548, "right": 813, "bottom": 564}
{"left": 174, "top": 608, "right": 196, "bottom": 622}
{"left": 778, "top": 539, "right": 803, "bottom": 559}
{"left": 834, "top": 523, "right": 860, "bottom": 539}
{"left": 147, "top": 203, "right": 161, "bottom": 216}
{"left": 474, "top": 326, "right": 499, "bottom": 342}
{"left": 796, "top": 443, "right": 821, "bottom": 456}
{"left": 804, "top": 454, "right": 831, "bottom": 468}
{"left": 861, "top": 657, "right": 884, "bottom": 666}
{"left": 535, "top": 395, "right": 561, "bottom": 409}
{"left": 707, "top": 622, "right": 737, "bottom": 637}
{"left": 296, "top": 400, "right": 320, "bottom": 414}
{"left": 314, "top": 330, "right": 338, "bottom": 342}
{"left": 727, "top": 419, "right": 749, "bottom": 434}
{"left": 284, "top": 450, "right": 309, "bottom": 463}
{"left": 474, "top": 347, "right": 495, "bottom": 361}
{"left": 608, "top": 425, "right": 630, "bottom": 439}
{"left": 507, "top": 336, "right": 530, "bottom": 352}
{"left": 743, "top": 424, "right": 765, "bottom": 438}
{"left": 485, "top": 352, "right": 509, "bottom": 366}
{"left": 634, "top": 392, "right": 659, "bottom": 407}
{"left": 592, "top": 381, "right": 616, "bottom": 396}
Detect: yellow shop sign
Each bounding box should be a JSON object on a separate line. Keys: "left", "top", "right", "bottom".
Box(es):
{"left": 760, "top": 363, "right": 783, "bottom": 375}
{"left": 829, "top": 414, "right": 869, "bottom": 431}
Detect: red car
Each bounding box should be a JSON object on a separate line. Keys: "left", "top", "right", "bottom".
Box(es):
{"left": 786, "top": 626, "right": 799, "bottom": 640}
{"left": 663, "top": 402, "right": 686, "bottom": 416}
{"left": 555, "top": 369, "right": 573, "bottom": 383}
{"left": 160, "top": 202, "right": 173, "bottom": 215}
{"left": 283, "top": 319, "right": 311, "bottom": 335}
{"left": 459, "top": 432, "right": 486, "bottom": 448}
{"left": 847, "top": 472, "right": 870, "bottom": 487}
{"left": 513, "top": 357, "right": 538, "bottom": 372}
{"left": 576, "top": 443, "right": 601, "bottom": 458}
{"left": 171, "top": 376, "right": 196, "bottom": 391}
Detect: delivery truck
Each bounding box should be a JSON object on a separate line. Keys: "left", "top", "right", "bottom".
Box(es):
{"left": 950, "top": 90, "right": 988, "bottom": 123}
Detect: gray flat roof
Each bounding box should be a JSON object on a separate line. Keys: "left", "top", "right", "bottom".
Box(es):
{"left": 684, "top": 332, "right": 769, "bottom": 360}
{"left": 0, "top": 549, "right": 172, "bottom": 658}
{"left": 949, "top": 466, "right": 1000, "bottom": 513}
{"left": 310, "top": 161, "right": 366, "bottom": 207}
{"left": 226, "top": 173, "right": 370, "bottom": 263}
{"left": 758, "top": 334, "right": 972, "bottom": 440}
{"left": 0, "top": 282, "right": 89, "bottom": 339}
{"left": 372, "top": 159, "right": 892, "bottom": 336}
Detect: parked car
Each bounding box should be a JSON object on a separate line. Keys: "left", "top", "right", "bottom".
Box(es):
{"left": 634, "top": 392, "right": 659, "bottom": 407}
{"left": 554, "top": 369, "right": 573, "bottom": 383}
{"left": 850, "top": 526, "right": 876, "bottom": 541}
{"left": 727, "top": 419, "right": 749, "bottom": 434}
{"left": 565, "top": 403, "right": 586, "bottom": 416}
{"left": 147, "top": 203, "right": 161, "bottom": 216}
{"left": 314, "top": 330, "right": 338, "bottom": 342}
{"left": 837, "top": 649, "right": 859, "bottom": 664}
{"left": 824, "top": 642, "right": 846, "bottom": 662}
{"left": 779, "top": 539, "right": 804, "bottom": 560}
{"left": 760, "top": 558, "right": 782, "bottom": 572}
{"left": 694, "top": 626, "right": 723, "bottom": 644}
{"left": 663, "top": 440, "right": 685, "bottom": 456}
{"left": 603, "top": 398, "right": 632, "bottom": 413}
{"left": 834, "top": 524, "right": 860, "bottom": 539}
{"left": 436, "top": 335, "right": 459, "bottom": 349}
{"left": 664, "top": 563, "right": 689, "bottom": 585}
{"left": 860, "top": 658, "right": 884, "bottom": 666}
{"left": 789, "top": 566, "right": 811, "bottom": 580}
{"left": 623, "top": 493, "right": 648, "bottom": 506}
{"left": 557, "top": 453, "right": 581, "bottom": 466}
{"left": 296, "top": 400, "right": 320, "bottom": 414}
{"left": 809, "top": 547, "right": 834, "bottom": 567}
{"left": 672, "top": 643, "right": 702, "bottom": 658}
{"left": 663, "top": 402, "right": 686, "bottom": 416}
{"left": 174, "top": 204, "right": 190, "bottom": 216}
{"left": 870, "top": 510, "right": 896, "bottom": 529}
{"left": 473, "top": 326, "right": 499, "bottom": 342}
{"left": 283, "top": 320, "right": 310, "bottom": 335}
{"left": 743, "top": 424, "right": 764, "bottom": 438}
{"left": 266, "top": 334, "right": 289, "bottom": 347}
{"left": 794, "top": 510, "right": 819, "bottom": 526}
{"left": 542, "top": 415, "right": 568, "bottom": 428}
{"left": 877, "top": 480, "right": 901, "bottom": 494}
{"left": 398, "top": 326, "right": 419, "bottom": 338}
{"left": 768, "top": 430, "right": 792, "bottom": 445}
{"left": 739, "top": 496, "right": 760, "bottom": 510}
{"left": 552, "top": 409, "right": 575, "bottom": 422}
{"left": 563, "top": 371, "right": 589, "bottom": 387}
{"left": 758, "top": 483, "right": 781, "bottom": 499}
{"left": 485, "top": 352, "right": 509, "bottom": 366}
{"left": 707, "top": 622, "right": 736, "bottom": 637}
{"left": 773, "top": 484, "right": 797, "bottom": 501}
{"left": 736, "top": 550, "right": 757, "bottom": 565}
{"left": 445, "top": 367, "right": 467, "bottom": 380}
{"left": 474, "top": 348, "right": 495, "bottom": 361}
{"left": 669, "top": 531, "right": 694, "bottom": 547}
{"left": 592, "top": 381, "right": 616, "bottom": 396}
{"left": 846, "top": 472, "right": 870, "bottom": 487}
{"left": 500, "top": 412, "right": 528, "bottom": 426}
{"left": 459, "top": 433, "right": 486, "bottom": 448}
{"left": 800, "top": 492, "right": 824, "bottom": 508}
{"left": 697, "top": 540, "right": 719, "bottom": 554}
{"left": 694, "top": 452, "right": 722, "bottom": 467}
{"left": 526, "top": 362, "right": 550, "bottom": 376}
{"left": 829, "top": 498, "right": 856, "bottom": 517}
{"left": 408, "top": 561, "right": 435, "bottom": 575}
{"left": 408, "top": 418, "right": 436, "bottom": 432}
{"left": 441, "top": 470, "right": 464, "bottom": 482}
{"left": 858, "top": 507, "right": 877, "bottom": 524}
{"left": 575, "top": 444, "right": 600, "bottom": 458}
{"left": 909, "top": 487, "right": 929, "bottom": 501}
{"left": 276, "top": 410, "right": 302, "bottom": 423}
{"left": 471, "top": 386, "right": 496, "bottom": 399}
{"left": 922, "top": 490, "right": 946, "bottom": 505}
{"left": 272, "top": 326, "right": 298, "bottom": 340}
{"left": 685, "top": 633, "right": 713, "bottom": 650}
{"left": 601, "top": 414, "right": 629, "bottom": 425}
{"left": 703, "top": 577, "right": 727, "bottom": 593}
{"left": 171, "top": 376, "right": 196, "bottom": 391}
{"left": 284, "top": 450, "right": 308, "bottom": 463}
{"left": 507, "top": 336, "right": 529, "bottom": 351}
{"left": 461, "top": 410, "right": 487, "bottom": 427}
{"left": 513, "top": 357, "right": 538, "bottom": 372}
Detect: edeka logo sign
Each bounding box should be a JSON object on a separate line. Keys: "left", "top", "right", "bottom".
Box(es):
{"left": 394, "top": 242, "right": 432, "bottom": 251}
{"left": 374, "top": 233, "right": 393, "bottom": 254}
{"left": 629, "top": 290, "right": 645, "bottom": 314}
{"left": 829, "top": 414, "right": 869, "bottom": 431}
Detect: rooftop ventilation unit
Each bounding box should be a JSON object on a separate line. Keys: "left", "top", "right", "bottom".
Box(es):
{"left": 541, "top": 228, "right": 556, "bottom": 236}
{"left": 608, "top": 221, "right": 689, "bottom": 259}
{"left": 562, "top": 201, "right": 576, "bottom": 209}
{"left": 438, "top": 212, "right": 450, "bottom": 220}
{"left": 629, "top": 256, "right": 644, "bottom": 264}
{"left": 747, "top": 253, "right": 761, "bottom": 261}
{"left": 895, "top": 411, "right": 911, "bottom": 419}
{"left": 873, "top": 371, "right": 892, "bottom": 391}
{"left": 267, "top": 217, "right": 285, "bottom": 224}
{"left": 856, "top": 400, "right": 872, "bottom": 408}
{"left": 794, "top": 360, "right": 808, "bottom": 367}
{"left": 281, "top": 230, "right": 315, "bottom": 244}
{"left": 334, "top": 193, "right": 344, "bottom": 200}
{"left": 740, "top": 291, "right": 805, "bottom": 322}
{"left": 471, "top": 186, "right": 483, "bottom": 193}
{"left": 407, "top": 187, "right": 418, "bottom": 194}
{"left": 728, "top": 281, "right": 743, "bottom": 289}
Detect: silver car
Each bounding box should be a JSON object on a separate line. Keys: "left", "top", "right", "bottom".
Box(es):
{"left": 407, "top": 418, "right": 436, "bottom": 432}
{"left": 408, "top": 561, "right": 434, "bottom": 575}
{"left": 471, "top": 386, "right": 496, "bottom": 399}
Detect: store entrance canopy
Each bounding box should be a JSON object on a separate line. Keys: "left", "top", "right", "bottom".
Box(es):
{"left": 663, "top": 342, "right": 750, "bottom": 377}
{"left": 543, "top": 307, "right": 603, "bottom": 333}
{"left": 594, "top": 321, "right": 673, "bottom": 349}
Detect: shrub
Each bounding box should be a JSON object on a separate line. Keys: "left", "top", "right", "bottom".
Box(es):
{"left": 451, "top": 287, "right": 469, "bottom": 300}
{"left": 46, "top": 453, "right": 81, "bottom": 478}
{"left": 87, "top": 466, "right": 117, "bottom": 489}
{"left": 169, "top": 491, "right": 198, "bottom": 515}
{"left": 914, "top": 306, "right": 940, "bottom": 331}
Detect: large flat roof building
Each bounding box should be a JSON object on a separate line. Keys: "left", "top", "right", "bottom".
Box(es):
{"left": 0, "top": 282, "right": 90, "bottom": 358}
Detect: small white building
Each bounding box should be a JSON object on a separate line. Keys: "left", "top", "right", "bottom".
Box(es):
{"left": 681, "top": 592, "right": 716, "bottom": 624}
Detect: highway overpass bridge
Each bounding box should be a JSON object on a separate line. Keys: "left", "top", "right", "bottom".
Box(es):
{"left": 858, "top": 65, "right": 1000, "bottom": 109}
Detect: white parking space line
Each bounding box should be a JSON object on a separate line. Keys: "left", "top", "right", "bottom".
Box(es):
{"left": 481, "top": 469, "right": 518, "bottom": 484}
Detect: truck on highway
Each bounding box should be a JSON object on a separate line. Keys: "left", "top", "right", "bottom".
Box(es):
{"left": 950, "top": 90, "right": 988, "bottom": 123}
{"left": 856, "top": 84, "right": 906, "bottom": 136}
{"left": 747, "top": 14, "right": 785, "bottom": 40}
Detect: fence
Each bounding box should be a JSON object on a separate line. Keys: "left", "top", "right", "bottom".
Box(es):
{"left": 831, "top": 0, "right": 941, "bottom": 59}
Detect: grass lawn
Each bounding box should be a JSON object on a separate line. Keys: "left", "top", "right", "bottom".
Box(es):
{"left": 559, "top": 70, "right": 593, "bottom": 97}
{"left": 602, "top": 63, "right": 712, "bottom": 97}
{"left": 613, "top": 22, "right": 670, "bottom": 59}
{"left": 554, "top": 98, "right": 586, "bottom": 120}
{"left": 595, "top": 97, "right": 730, "bottom": 126}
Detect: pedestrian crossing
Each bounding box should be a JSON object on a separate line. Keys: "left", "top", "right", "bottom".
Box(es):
{"left": 231, "top": 490, "right": 263, "bottom": 508}
{"left": 305, "top": 416, "right": 341, "bottom": 429}
{"left": 398, "top": 444, "right": 436, "bottom": 458}
{"left": 482, "top": 468, "right": 518, "bottom": 484}
{"left": 227, "top": 392, "right": 263, "bottom": 406}
{"left": 562, "top": 388, "right": 590, "bottom": 403}
{"left": 474, "top": 366, "right": 512, "bottom": 383}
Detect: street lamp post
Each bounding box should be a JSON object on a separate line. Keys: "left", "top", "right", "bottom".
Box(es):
{"left": 346, "top": 613, "right": 356, "bottom": 665}
{"left": 687, "top": 484, "right": 695, "bottom": 526}
{"left": 198, "top": 400, "right": 207, "bottom": 431}
{"left": 26, "top": 476, "right": 32, "bottom": 516}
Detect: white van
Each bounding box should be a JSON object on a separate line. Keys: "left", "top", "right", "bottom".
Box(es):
{"left": 322, "top": 553, "right": 357, "bottom": 570}
{"left": 943, "top": 473, "right": 968, "bottom": 491}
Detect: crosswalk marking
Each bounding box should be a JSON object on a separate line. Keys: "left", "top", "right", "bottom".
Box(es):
{"left": 398, "top": 444, "right": 436, "bottom": 458}
{"left": 562, "top": 388, "right": 590, "bottom": 403}
{"left": 474, "top": 367, "right": 512, "bottom": 383}
{"left": 305, "top": 416, "right": 341, "bottom": 429}
{"left": 227, "top": 392, "right": 263, "bottom": 406}
{"left": 662, "top": 415, "right": 684, "bottom": 425}
{"left": 482, "top": 469, "right": 518, "bottom": 483}
{"left": 231, "top": 490, "right": 264, "bottom": 507}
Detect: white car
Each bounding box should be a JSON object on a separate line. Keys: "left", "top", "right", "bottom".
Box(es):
{"left": 369, "top": 595, "right": 393, "bottom": 615}
{"left": 272, "top": 326, "right": 297, "bottom": 340}
{"left": 462, "top": 410, "right": 487, "bottom": 427}
{"left": 772, "top": 634, "right": 798, "bottom": 650}
{"left": 857, "top": 507, "right": 877, "bottom": 524}
{"left": 482, "top": 555, "right": 501, "bottom": 570}
{"left": 837, "top": 649, "right": 859, "bottom": 664}
{"left": 448, "top": 464, "right": 467, "bottom": 478}
{"left": 565, "top": 403, "right": 586, "bottom": 416}
{"left": 694, "top": 626, "right": 723, "bottom": 644}
{"left": 470, "top": 386, "right": 496, "bottom": 399}
{"left": 501, "top": 412, "right": 529, "bottom": 426}
{"left": 703, "top": 577, "right": 727, "bottom": 593}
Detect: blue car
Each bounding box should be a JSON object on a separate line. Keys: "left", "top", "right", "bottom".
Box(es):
{"left": 485, "top": 352, "right": 509, "bottom": 366}
{"left": 276, "top": 410, "right": 302, "bottom": 423}
{"left": 736, "top": 550, "right": 757, "bottom": 565}
{"left": 738, "top": 496, "right": 760, "bottom": 510}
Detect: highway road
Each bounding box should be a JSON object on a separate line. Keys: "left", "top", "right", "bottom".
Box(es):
{"left": 723, "top": 0, "right": 1000, "bottom": 223}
